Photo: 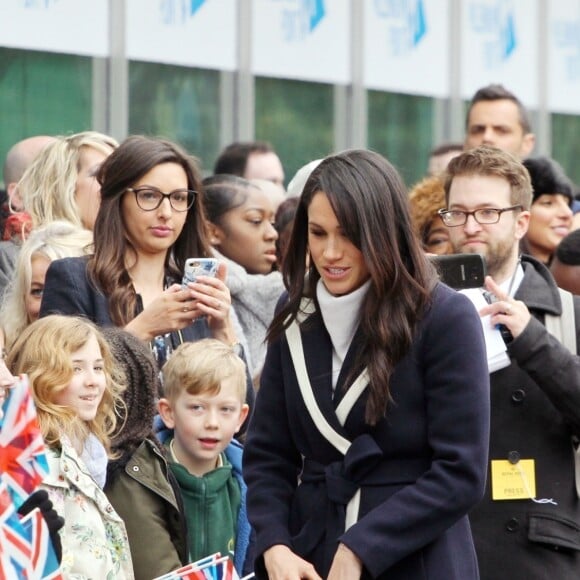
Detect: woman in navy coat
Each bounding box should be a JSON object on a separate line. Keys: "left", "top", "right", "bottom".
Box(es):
{"left": 243, "top": 150, "right": 491, "bottom": 579}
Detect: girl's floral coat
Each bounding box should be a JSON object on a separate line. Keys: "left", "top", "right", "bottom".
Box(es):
{"left": 42, "top": 440, "right": 134, "bottom": 579}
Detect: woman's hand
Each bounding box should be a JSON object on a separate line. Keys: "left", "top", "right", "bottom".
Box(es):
{"left": 263, "top": 545, "right": 322, "bottom": 580}
{"left": 187, "top": 262, "right": 237, "bottom": 345}
{"left": 327, "top": 543, "right": 363, "bottom": 580}
{"left": 124, "top": 284, "right": 199, "bottom": 341}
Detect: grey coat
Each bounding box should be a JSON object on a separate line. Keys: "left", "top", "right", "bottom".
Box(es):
{"left": 217, "top": 250, "right": 284, "bottom": 376}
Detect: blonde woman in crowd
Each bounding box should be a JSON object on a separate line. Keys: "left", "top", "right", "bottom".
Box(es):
{"left": 0, "top": 131, "right": 116, "bottom": 301}
{"left": 0, "top": 220, "right": 93, "bottom": 349}
{"left": 20, "top": 131, "right": 118, "bottom": 230}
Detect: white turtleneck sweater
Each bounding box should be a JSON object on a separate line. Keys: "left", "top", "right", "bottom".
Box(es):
{"left": 316, "top": 278, "right": 372, "bottom": 391}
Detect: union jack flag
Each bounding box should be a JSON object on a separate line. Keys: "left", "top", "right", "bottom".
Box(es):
{"left": 0, "top": 377, "right": 62, "bottom": 579}
{"left": 153, "top": 552, "right": 246, "bottom": 579}
{"left": 0, "top": 376, "right": 49, "bottom": 508}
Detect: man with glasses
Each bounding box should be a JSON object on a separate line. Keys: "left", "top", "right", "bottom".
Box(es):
{"left": 441, "top": 145, "right": 580, "bottom": 579}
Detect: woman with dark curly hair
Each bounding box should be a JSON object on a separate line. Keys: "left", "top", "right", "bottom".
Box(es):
{"left": 408, "top": 175, "right": 452, "bottom": 255}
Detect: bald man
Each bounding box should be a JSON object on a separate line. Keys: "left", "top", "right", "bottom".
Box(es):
{"left": 0, "top": 135, "right": 55, "bottom": 302}
{"left": 3, "top": 135, "right": 56, "bottom": 212}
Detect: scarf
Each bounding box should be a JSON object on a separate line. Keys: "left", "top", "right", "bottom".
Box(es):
{"left": 80, "top": 433, "right": 108, "bottom": 489}
{"left": 316, "top": 279, "right": 371, "bottom": 390}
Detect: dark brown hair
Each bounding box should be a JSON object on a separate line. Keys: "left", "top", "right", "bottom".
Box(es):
{"left": 466, "top": 84, "right": 532, "bottom": 134}
{"left": 88, "top": 135, "right": 211, "bottom": 326}
{"left": 268, "top": 149, "right": 437, "bottom": 425}
{"left": 202, "top": 174, "right": 254, "bottom": 225}
{"left": 213, "top": 141, "right": 275, "bottom": 176}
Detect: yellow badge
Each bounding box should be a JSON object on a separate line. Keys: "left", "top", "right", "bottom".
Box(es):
{"left": 491, "top": 459, "right": 536, "bottom": 500}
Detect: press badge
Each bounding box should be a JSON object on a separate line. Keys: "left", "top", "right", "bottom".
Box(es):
{"left": 491, "top": 459, "right": 536, "bottom": 500}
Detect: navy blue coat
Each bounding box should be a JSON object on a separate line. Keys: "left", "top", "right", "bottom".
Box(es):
{"left": 243, "top": 283, "right": 490, "bottom": 579}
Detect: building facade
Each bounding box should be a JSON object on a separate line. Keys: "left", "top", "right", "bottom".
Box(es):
{"left": 2, "top": 0, "right": 580, "bottom": 188}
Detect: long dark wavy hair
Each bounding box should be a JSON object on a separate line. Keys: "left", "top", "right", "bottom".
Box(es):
{"left": 88, "top": 135, "right": 211, "bottom": 326}
{"left": 268, "top": 149, "right": 438, "bottom": 425}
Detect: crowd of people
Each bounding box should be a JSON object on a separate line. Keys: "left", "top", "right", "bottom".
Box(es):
{"left": 1, "top": 82, "right": 580, "bottom": 580}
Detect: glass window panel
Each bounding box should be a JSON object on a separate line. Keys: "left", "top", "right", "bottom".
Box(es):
{"left": 129, "top": 62, "right": 220, "bottom": 175}
{"left": 255, "top": 77, "right": 334, "bottom": 187}
{"left": 367, "top": 91, "right": 434, "bottom": 188}
{"left": 551, "top": 113, "right": 580, "bottom": 187}
{"left": 0, "top": 48, "right": 92, "bottom": 186}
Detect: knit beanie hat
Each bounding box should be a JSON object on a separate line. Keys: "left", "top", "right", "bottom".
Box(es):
{"left": 523, "top": 156, "right": 574, "bottom": 204}
{"left": 102, "top": 327, "right": 163, "bottom": 471}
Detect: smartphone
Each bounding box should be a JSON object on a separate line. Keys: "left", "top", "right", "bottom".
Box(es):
{"left": 182, "top": 258, "right": 218, "bottom": 287}
{"left": 430, "top": 253, "right": 486, "bottom": 290}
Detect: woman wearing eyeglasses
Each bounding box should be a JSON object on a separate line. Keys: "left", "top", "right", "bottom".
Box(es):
{"left": 39, "top": 136, "right": 243, "bottom": 369}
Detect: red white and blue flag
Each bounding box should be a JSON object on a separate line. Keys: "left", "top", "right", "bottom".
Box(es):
{"left": 0, "top": 377, "right": 62, "bottom": 579}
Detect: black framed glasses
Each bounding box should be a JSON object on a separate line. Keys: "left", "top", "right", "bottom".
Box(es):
{"left": 127, "top": 187, "right": 196, "bottom": 212}
{"left": 438, "top": 205, "right": 523, "bottom": 227}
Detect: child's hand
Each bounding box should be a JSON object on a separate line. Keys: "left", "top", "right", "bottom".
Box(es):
{"left": 18, "top": 489, "right": 64, "bottom": 562}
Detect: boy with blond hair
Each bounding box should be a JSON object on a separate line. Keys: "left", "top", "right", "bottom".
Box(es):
{"left": 156, "top": 339, "right": 253, "bottom": 575}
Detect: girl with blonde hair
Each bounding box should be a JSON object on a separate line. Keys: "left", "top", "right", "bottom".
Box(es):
{"left": 0, "top": 221, "right": 93, "bottom": 349}
{"left": 6, "top": 315, "right": 134, "bottom": 579}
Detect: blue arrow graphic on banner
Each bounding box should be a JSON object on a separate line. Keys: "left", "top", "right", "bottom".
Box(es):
{"left": 309, "top": 0, "right": 325, "bottom": 32}
{"left": 502, "top": 12, "right": 516, "bottom": 58}
{"left": 191, "top": 0, "right": 206, "bottom": 16}
{"left": 413, "top": 0, "right": 427, "bottom": 45}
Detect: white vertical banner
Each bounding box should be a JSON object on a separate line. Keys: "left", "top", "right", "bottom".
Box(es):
{"left": 548, "top": 0, "right": 580, "bottom": 114}
{"left": 252, "top": 0, "right": 351, "bottom": 84}
{"left": 363, "top": 0, "right": 450, "bottom": 97}
{"left": 0, "top": 0, "right": 109, "bottom": 57}
{"left": 127, "top": 0, "right": 237, "bottom": 70}
{"left": 460, "top": 0, "right": 539, "bottom": 107}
